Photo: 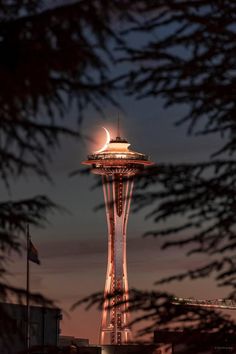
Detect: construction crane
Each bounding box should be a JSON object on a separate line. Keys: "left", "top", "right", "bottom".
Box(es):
{"left": 172, "top": 297, "right": 236, "bottom": 310}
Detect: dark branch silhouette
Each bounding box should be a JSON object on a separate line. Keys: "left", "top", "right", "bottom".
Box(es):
{"left": 118, "top": 1, "right": 236, "bottom": 295}
{"left": 0, "top": 0, "right": 126, "bottom": 341}
{"left": 121, "top": 1, "right": 236, "bottom": 153}
{"left": 0, "top": 0, "right": 129, "bottom": 180}
{"left": 75, "top": 288, "right": 236, "bottom": 350}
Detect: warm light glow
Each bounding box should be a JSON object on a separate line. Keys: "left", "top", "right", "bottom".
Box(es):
{"left": 95, "top": 127, "right": 111, "bottom": 153}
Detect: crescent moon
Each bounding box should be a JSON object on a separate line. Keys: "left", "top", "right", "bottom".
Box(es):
{"left": 95, "top": 127, "right": 111, "bottom": 153}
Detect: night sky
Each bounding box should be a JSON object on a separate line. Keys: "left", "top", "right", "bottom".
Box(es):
{"left": 5, "top": 91, "right": 229, "bottom": 343}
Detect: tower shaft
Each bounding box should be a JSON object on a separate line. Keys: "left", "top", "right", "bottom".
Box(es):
{"left": 100, "top": 174, "right": 134, "bottom": 345}
{"left": 83, "top": 133, "right": 153, "bottom": 345}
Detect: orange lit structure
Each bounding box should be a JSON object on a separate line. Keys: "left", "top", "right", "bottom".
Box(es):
{"left": 83, "top": 133, "right": 153, "bottom": 345}
{"left": 172, "top": 297, "right": 236, "bottom": 310}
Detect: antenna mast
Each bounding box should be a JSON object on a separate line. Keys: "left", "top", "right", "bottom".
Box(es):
{"left": 117, "top": 113, "right": 120, "bottom": 138}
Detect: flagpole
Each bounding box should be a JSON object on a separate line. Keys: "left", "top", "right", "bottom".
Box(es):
{"left": 26, "top": 224, "right": 30, "bottom": 353}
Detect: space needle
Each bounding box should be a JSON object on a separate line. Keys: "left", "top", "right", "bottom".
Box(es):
{"left": 83, "top": 126, "right": 153, "bottom": 345}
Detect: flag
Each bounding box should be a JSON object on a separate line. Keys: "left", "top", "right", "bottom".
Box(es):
{"left": 28, "top": 240, "right": 41, "bottom": 265}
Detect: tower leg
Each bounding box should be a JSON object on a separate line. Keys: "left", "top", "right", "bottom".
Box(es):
{"left": 99, "top": 175, "right": 133, "bottom": 345}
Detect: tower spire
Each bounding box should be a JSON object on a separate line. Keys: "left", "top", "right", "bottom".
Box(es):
{"left": 117, "top": 113, "right": 120, "bottom": 138}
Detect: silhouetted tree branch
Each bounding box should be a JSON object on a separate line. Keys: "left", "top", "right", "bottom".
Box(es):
{"left": 124, "top": 0, "right": 236, "bottom": 294}
{"left": 75, "top": 288, "right": 236, "bottom": 346}
{"left": 0, "top": 0, "right": 131, "bottom": 180}
{"left": 121, "top": 1, "right": 236, "bottom": 154}
{"left": 0, "top": 0, "right": 128, "bottom": 338}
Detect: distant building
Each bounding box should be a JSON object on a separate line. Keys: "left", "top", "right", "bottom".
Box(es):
{"left": 76, "top": 347, "right": 101, "bottom": 354}
{"left": 59, "top": 336, "right": 89, "bottom": 347}
{"left": 0, "top": 302, "right": 61, "bottom": 354}
{"left": 154, "top": 330, "right": 236, "bottom": 353}
{"left": 59, "top": 343, "right": 160, "bottom": 354}
{"left": 101, "top": 345, "right": 160, "bottom": 354}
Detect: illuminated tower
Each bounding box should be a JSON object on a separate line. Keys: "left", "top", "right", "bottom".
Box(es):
{"left": 83, "top": 130, "right": 152, "bottom": 345}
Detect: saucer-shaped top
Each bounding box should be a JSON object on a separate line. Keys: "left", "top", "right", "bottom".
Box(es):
{"left": 83, "top": 136, "right": 152, "bottom": 166}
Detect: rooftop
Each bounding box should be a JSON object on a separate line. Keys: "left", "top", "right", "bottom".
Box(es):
{"left": 85, "top": 136, "right": 151, "bottom": 163}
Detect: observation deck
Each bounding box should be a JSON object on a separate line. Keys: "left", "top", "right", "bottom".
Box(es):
{"left": 83, "top": 136, "right": 153, "bottom": 175}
